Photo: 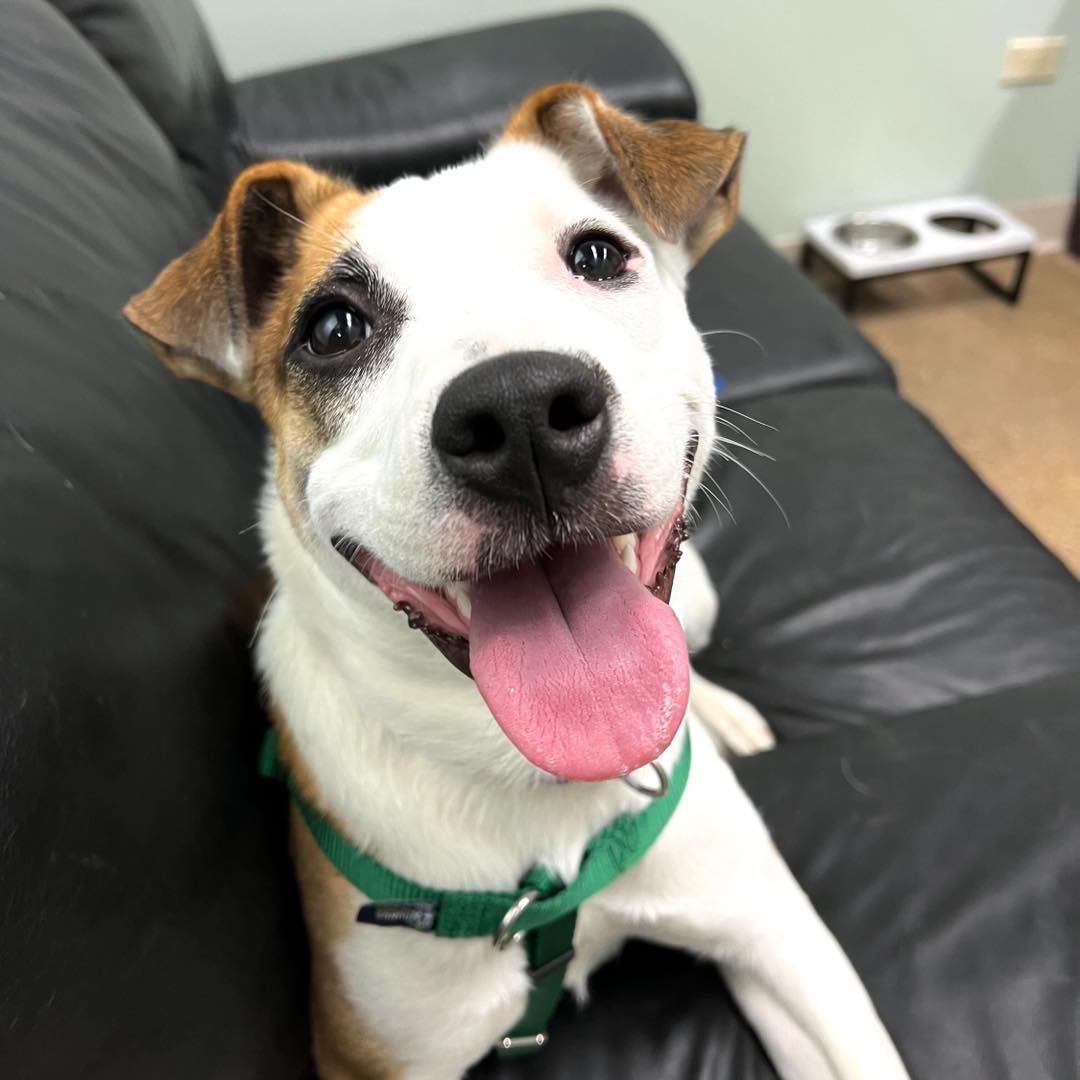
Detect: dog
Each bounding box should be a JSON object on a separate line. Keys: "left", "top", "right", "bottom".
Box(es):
{"left": 125, "top": 83, "right": 908, "bottom": 1080}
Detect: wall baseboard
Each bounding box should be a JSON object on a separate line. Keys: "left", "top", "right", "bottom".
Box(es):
{"left": 770, "top": 195, "right": 1074, "bottom": 260}
{"left": 1008, "top": 197, "right": 1073, "bottom": 255}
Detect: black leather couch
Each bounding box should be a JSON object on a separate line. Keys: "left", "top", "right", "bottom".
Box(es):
{"left": 3, "top": 3, "right": 1079, "bottom": 1078}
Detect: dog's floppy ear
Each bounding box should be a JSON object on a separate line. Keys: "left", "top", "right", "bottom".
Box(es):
{"left": 123, "top": 161, "right": 345, "bottom": 399}
{"left": 503, "top": 83, "right": 745, "bottom": 265}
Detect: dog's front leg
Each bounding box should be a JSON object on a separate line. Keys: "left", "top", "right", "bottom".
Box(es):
{"left": 624, "top": 728, "right": 909, "bottom": 1080}
{"left": 671, "top": 543, "right": 775, "bottom": 756}
{"left": 713, "top": 858, "right": 910, "bottom": 1080}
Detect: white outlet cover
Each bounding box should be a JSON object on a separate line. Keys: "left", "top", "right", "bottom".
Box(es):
{"left": 1002, "top": 36, "right": 1066, "bottom": 85}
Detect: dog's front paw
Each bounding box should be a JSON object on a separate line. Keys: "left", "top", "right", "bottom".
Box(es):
{"left": 690, "top": 672, "right": 776, "bottom": 756}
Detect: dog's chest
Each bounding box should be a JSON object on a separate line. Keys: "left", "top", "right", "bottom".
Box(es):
{"left": 290, "top": 799, "right": 643, "bottom": 1074}
{"left": 285, "top": 728, "right": 723, "bottom": 1077}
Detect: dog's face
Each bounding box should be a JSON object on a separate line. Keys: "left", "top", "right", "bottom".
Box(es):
{"left": 127, "top": 85, "right": 744, "bottom": 782}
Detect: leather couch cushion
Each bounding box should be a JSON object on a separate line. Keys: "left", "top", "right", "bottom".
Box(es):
{"left": 474, "top": 669, "right": 1080, "bottom": 1079}
{"left": 48, "top": 0, "right": 235, "bottom": 204}
{"left": 689, "top": 382, "right": 1080, "bottom": 737}
{"left": 693, "top": 221, "right": 895, "bottom": 402}
{"left": 1, "top": 0, "right": 212, "bottom": 307}
{"left": 231, "top": 10, "right": 696, "bottom": 187}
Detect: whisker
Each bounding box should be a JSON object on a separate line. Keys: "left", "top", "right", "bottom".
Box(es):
{"left": 702, "top": 481, "right": 738, "bottom": 527}
{"left": 251, "top": 189, "right": 353, "bottom": 257}
{"left": 249, "top": 581, "right": 280, "bottom": 647}
{"left": 715, "top": 448, "right": 790, "bottom": 527}
{"left": 698, "top": 463, "right": 738, "bottom": 526}
{"left": 699, "top": 328, "right": 769, "bottom": 361}
{"left": 714, "top": 415, "right": 758, "bottom": 445}
{"left": 695, "top": 468, "right": 738, "bottom": 528}
{"left": 715, "top": 435, "right": 775, "bottom": 462}
{"left": 716, "top": 403, "right": 777, "bottom": 431}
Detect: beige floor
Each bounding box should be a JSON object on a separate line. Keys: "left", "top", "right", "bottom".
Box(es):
{"left": 846, "top": 252, "right": 1080, "bottom": 577}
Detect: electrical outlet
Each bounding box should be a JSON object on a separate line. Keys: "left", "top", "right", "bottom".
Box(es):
{"left": 1002, "top": 36, "right": 1066, "bottom": 85}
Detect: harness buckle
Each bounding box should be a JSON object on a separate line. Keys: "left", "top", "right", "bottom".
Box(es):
{"left": 499, "top": 1032, "right": 548, "bottom": 1054}
{"left": 494, "top": 889, "right": 540, "bottom": 950}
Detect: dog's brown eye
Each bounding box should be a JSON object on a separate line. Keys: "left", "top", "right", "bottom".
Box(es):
{"left": 306, "top": 305, "right": 370, "bottom": 357}
{"left": 569, "top": 236, "right": 627, "bottom": 282}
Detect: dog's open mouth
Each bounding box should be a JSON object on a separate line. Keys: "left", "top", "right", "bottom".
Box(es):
{"left": 330, "top": 466, "right": 693, "bottom": 783}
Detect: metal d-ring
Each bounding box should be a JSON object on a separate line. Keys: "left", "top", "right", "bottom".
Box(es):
{"left": 494, "top": 889, "right": 540, "bottom": 950}
{"left": 622, "top": 762, "right": 670, "bottom": 799}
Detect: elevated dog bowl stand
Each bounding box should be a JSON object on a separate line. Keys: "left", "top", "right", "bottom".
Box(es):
{"left": 801, "top": 195, "right": 1036, "bottom": 312}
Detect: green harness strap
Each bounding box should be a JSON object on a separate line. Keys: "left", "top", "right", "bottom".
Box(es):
{"left": 259, "top": 729, "right": 691, "bottom": 1056}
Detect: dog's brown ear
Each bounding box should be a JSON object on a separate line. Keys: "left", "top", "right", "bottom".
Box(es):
{"left": 502, "top": 83, "right": 745, "bottom": 265}
{"left": 123, "top": 161, "right": 345, "bottom": 399}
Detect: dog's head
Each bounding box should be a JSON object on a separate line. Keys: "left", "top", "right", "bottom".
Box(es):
{"left": 126, "top": 84, "right": 744, "bottom": 782}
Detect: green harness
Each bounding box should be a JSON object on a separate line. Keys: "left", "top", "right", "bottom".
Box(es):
{"left": 259, "top": 729, "right": 691, "bottom": 1056}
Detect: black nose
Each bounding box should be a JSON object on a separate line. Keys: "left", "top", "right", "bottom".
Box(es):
{"left": 432, "top": 351, "right": 611, "bottom": 513}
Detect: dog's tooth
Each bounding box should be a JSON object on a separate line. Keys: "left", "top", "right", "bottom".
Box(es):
{"left": 445, "top": 582, "right": 472, "bottom": 622}
{"left": 456, "top": 584, "right": 472, "bottom": 621}
{"left": 609, "top": 533, "right": 639, "bottom": 574}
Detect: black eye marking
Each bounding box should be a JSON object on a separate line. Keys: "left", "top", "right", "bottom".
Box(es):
{"left": 305, "top": 304, "right": 371, "bottom": 357}
{"left": 287, "top": 252, "right": 407, "bottom": 380}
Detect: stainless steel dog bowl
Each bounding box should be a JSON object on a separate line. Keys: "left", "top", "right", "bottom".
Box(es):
{"left": 832, "top": 216, "right": 918, "bottom": 255}
{"left": 929, "top": 213, "right": 1000, "bottom": 235}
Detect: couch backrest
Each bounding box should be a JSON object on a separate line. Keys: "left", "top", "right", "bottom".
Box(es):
{"left": 48, "top": 0, "right": 235, "bottom": 204}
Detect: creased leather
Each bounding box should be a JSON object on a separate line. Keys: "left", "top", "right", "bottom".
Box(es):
{"left": 48, "top": 0, "right": 235, "bottom": 205}
{"left": 231, "top": 11, "right": 696, "bottom": 187}
{"left": 3, "top": 3, "right": 1080, "bottom": 1078}
{"left": 692, "top": 221, "right": 895, "bottom": 402}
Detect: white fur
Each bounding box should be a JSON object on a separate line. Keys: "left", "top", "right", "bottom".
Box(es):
{"left": 260, "top": 498, "right": 905, "bottom": 1079}
{"left": 672, "top": 542, "right": 776, "bottom": 755}
{"left": 255, "top": 140, "right": 908, "bottom": 1077}
{"left": 691, "top": 669, "right": 777, "bottom": 756}
{"left": 303, "top": 142, "right": 713, "bottom": 590}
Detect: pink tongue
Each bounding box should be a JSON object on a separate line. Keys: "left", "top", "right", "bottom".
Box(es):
{"left": 469, "top": 541, "right": 689, "bottom": 781}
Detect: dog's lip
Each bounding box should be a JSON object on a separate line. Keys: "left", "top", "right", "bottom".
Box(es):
{"left": 332, "top": 514, "right": 684, "bottom": 626}
{"left": 330, "top": 435, "right": 698, "bottom": 676}
{"left": 331, "top": 510, "right": 687, "bottom": 680}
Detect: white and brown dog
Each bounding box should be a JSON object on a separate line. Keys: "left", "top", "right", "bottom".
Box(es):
{"left": 126, "top": 84, "right": 908, "bottom": 1080}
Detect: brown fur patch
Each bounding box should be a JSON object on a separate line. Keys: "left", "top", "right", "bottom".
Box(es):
{"left": 501, "top": 82, "right": 745, "bottom": 264}
{"left": 273, "top": 713, "right": 403, "bottom": 1080}
{"left": 124, "top": 163, "right": 379, "bottom": 528}
{"left": 124, "top": 162, "right": 344, "bottom": 396}
{"left": 246, "top": 183, "right": 380, "bottom": 530}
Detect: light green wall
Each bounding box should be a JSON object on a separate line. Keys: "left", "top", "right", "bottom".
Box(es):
{"left": 194, "top": 0, "right": 1079, "bottom": 239}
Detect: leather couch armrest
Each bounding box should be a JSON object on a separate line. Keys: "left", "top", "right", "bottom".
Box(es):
{"left": 230, "top": 10, "right": 697, "bottom": 185}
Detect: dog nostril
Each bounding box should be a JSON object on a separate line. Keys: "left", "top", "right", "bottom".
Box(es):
{"left": 463, "top": 412, "right": 505, "bottom": 455}
{"left": 548, "top": 392, "right": 601, "bottom": 432}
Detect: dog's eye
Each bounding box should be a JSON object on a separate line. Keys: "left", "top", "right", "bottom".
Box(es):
{"left": 569, "top": 236, "right": 627, "bottom": 282}
{"left": 306, "top": 304, "right": 371, "bottom": 357}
